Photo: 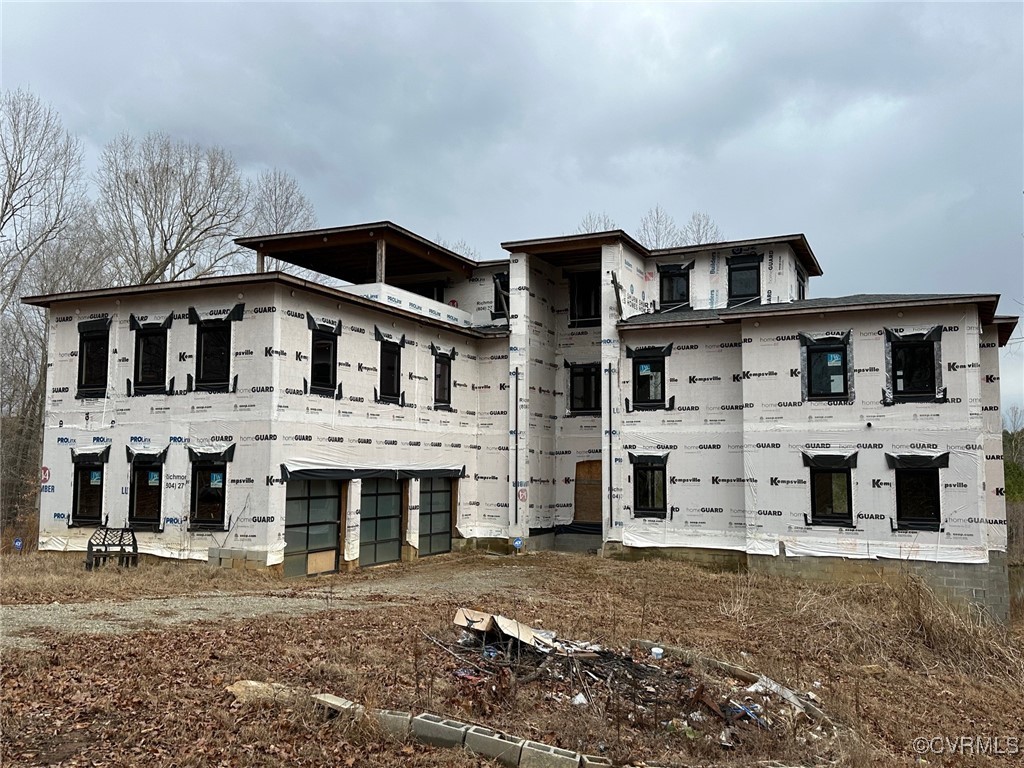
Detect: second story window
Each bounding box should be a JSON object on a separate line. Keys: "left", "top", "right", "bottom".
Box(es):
{"left": 380, "top": 341, "right": 401, "bottom": 403}
{"left": 568, "top": 362, "right": 600, "bottom": 414}
{"left": 727, "top": 254, "right": 762, "bottom": 306}
{"left": 188, "top": 304, "right": 244, "bottom": 394}
{"left": 77, "top": 317, "right": 111, "bottom": 399}
{"left": 431, "top": 343, "right": 456, "bottom": 407}
{"left": 801, "top": 331, "right": 852, "bottom": 401}
{"left": 658, "top": 263, "right": 693, "bottom": 310}
{"left": 306, "top": 314, "right": 342, "bottom": 397}
{"left": 884, "top": 327, "right": 944, "bottom": 404}
{"left": 568, "top": 271, "right": 601, "bottom": 328}
{"left": 130, "top": 314, "right": 172, "bottom": 396}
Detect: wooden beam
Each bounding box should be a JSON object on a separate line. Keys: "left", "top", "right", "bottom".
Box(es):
{"left": 376, "top": 238, "right": 386, "bottom": 283}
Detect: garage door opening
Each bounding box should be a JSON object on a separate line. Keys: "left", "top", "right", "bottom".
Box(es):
{"left": 360, "top": 477, "right": 403, "bottom": 566}
{"left": 284, "top": 479, "right": 342, "bottom": 577}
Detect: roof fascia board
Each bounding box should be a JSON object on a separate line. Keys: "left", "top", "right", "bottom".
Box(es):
{"left": 501, "top": 229, "right": 650, "bottom": 257}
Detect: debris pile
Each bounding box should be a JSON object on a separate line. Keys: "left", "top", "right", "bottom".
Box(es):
{"left": 423, "top": 608, "right": 831, "bottom": 751}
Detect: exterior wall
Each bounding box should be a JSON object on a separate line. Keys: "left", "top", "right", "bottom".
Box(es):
{"left": 38, "top": 279, "right": 511, "bottom": 565}
{"left": 647, "top": 243, "right": 801, "bottom": 311}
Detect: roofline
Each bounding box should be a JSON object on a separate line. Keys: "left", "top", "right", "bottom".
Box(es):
{"left": 651, "top": 233, "right": 822, "bottom": 277}
{"left": 500, "top": 229, "right": 650, "bottom": 257}
{"left": 993, "top": 314, "right": 1019, "bottom": 347}
{"left": 618, "top": 294, "right": 1003, "bottom": 330}
{"left": 234, "top": 220, "right": 483, "bottom": 269}
{"left": 21, "top": 272, "right": 508, "bottom": 339}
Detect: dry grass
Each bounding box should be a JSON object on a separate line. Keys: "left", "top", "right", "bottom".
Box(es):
{"left": 2, "top": 551, "right": 1023, "bottom": 767}
{"left": 0, "top": 551, "right": 283, "bottom": 604}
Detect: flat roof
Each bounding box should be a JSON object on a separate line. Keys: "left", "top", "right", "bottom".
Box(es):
{"left": 235, "top": 221, "right": 483, "bottom": 284}
{"left": 501, "top": 230, "right": 822, "bottom": 276}
{"left": 21, "top": 271, "right": 509, "bottom": 339}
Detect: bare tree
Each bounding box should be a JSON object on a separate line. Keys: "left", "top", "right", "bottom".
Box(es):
{"left": 95, "top": 132, "right": 250, "bottom": 285}
{"left": 1004, "top": 405, "right": 1024, "bottom": 467}
{"left": 576, "top": 211, "right": 616, "bottom": 234}
{"left": 636, "top": 204, "right": 681, "bottom": 249}
{"left": 434, "top": 235, "right": 479, "bottom": 260}
{"left": 0, "top": 88, "right": 85, "bottom": 314}
{"left": 248, "top": 167, "right": 317, "bottom": 236}
{"left": 679, "top": 210, "right": 723, "bottom": 245}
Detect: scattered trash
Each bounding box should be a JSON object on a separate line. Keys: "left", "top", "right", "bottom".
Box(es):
{"left": 225, "top": 680, "right": 297, "bottom": 704}
{"left": 650, "top": 646, "right": 664, "bottom": 660}
{"left": 572, "top": 692, "right": 588, "bottom": 706}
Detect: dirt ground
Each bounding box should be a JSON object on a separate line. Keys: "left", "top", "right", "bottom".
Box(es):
{"left": 2, "top": 551, "right": 1022, "bottom": 767}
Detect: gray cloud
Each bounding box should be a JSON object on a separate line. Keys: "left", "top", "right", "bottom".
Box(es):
{"left": 4, "top": 1, "right": 1021, "bottom": 405}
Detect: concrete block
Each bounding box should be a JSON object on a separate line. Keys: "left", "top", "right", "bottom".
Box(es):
{"left": 245, "top": 549, "right": 266, "bottom": 562}
{"left": 519, "top": 740, "right": 581, "bottom": 768}
{"left": 580, "top": 755, "right": 613, "bottom": 767}
{"left": 243, "top": 559, "right": 263, "bottom": 570}
{"left": 411, "top": 713, "right": 469, "bottom": 748}
{"left": 464, "top": 725, "right": 524, "bottom": 766}
{"left": 312, "top": 693, "right": 365, "bottom": 720}
{"left": 231, "top": 558, "right": 245, "bottom": 569}
{"left": 370, "top": 708, "right": 412, "bottom": 739}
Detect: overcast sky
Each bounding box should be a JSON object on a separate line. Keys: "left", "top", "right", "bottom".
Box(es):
{"left": 3, "top": 2, "right": 1022, "bottom": 408}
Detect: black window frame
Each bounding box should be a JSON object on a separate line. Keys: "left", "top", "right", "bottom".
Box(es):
{"left": 379, "top": 340, "right": 402, "bottom": 403}
{"left": 727, "top": 255, "right": 762, "bottom": 306}
{"left": 310, "top": 329, "right": 338, "bottom": 395}
{"left": 195, "top": 324, "right": 231, "bottom": 392}
{"left": 568, "top": 271, "right": 601, "bottom": 328}
{"left": 189, "top": 461, "right": 228, "bottom": 531}
{"left": 807, "top": 345, "right": 849, "bottom": 400}
{"left": 891, "top": 341, "right": 936, "bottom": 398}
{"left": 630, "top": 454, "right": 667, "bottom": 519}
{"left": 632, "top": 356, "right": 666, "bottom": 408}
{"left": 657, "top": 262, "right": 694, "bottom": 310}
{"left": 434, "top": 352, "right": 452, "bottom": 407}
{"left": 76, "top": 318, "right": 111, "bottom": 399}
{"left": 568, "top": 362, "right": 601, "bottom": 415}
{"left": 132, "top": 322, "right": 170, "bottom": 395}
{"left": 797, "top": 270, "right": 807, "bottom": 301}
{"left": 808, "top": 467, "right": 853, "bottom": 527}
{"left": 71, "top": 463, "right": 105, "bottom": 527}
{"left": 895, "top": 468, "right": 941, "bottom": 532}
{"left": 128, "top": 460, "right": 164, "bottom": 532}
{"left": 883, "top": 327, "right": 944, "bottom": 404}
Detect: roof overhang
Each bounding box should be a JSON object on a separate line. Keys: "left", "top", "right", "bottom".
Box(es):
{"left": 21, "top": 272, "right": 507, "bottom": 339}
{"left": 500, "top": 230, "right": 649, "bottom": 268}
{"left": 992, "top": 315, "right": 1019, "bottom": 347}
{"left": 234, "top": 221, "right": 479, "bottom": 284}
{"left": 651, "top": 234, "right": 822, "bottom": 277}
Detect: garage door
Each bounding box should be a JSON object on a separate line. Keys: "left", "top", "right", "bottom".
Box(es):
{"left": 419, "top": 477, "right": 452, "bottom": 556}
{"left": 284, "top": 479, "right": 341, "bottom": 577}
{"left": 360, "top": 477, "right": 402, "bottom": 566}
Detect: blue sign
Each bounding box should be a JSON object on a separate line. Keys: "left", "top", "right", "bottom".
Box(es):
{"left": 512, "top": 537, "right": 524, "bottom": 550}
{"left": 13, "top": 537, "right": 23, "bottom": 551}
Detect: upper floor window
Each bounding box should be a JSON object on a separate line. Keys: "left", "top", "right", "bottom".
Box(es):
{"left": 797, "top": 270, "right": 807, "bottom": 301}
{"left": 492, "top": 272, "right": 510, "bottom": 320}
{"left": 568, "top": 271, "right": 601, "bottom": 328}
{"left": 304, "top": 313, "right": 342, "bottom": 396}
{"left": 433, "top": 350, "right": 452, "bottom": 407}
{"left": 658, "top": 263, "right": 693, "bottom": 310}
{"left": 77, "top": 317, "right": 111, "bottom": 399}
{"left": 188, "top": 304, "right": 244, "bottom": 394}
{"left": 568, "top": 363, "right": 600, "bottom": 414}
{"left": 727, "top": 254, "right": 762, "bottom": 306}
{"left": 130, "top": 314, "right": 171, "bottom": 396}
{"left": 801, "top": 332, "right": 852, "bottom": 401}
{"left": 884, "top": 327, "right": 944, "bottom": 404}
{"left": 380, "top": 340, "right": 402, "bottom": 403}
